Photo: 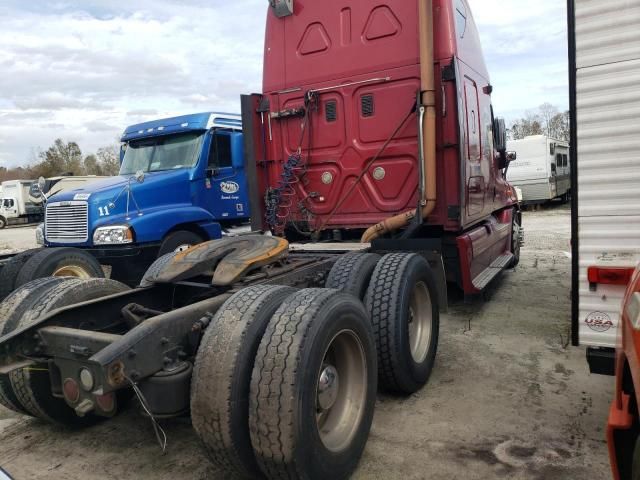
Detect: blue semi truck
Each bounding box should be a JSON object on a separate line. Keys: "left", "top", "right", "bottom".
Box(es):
{"left": 0, "top": 112, "right": 250, "bottom": 293}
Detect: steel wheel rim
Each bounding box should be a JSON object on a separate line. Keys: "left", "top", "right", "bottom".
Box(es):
{"left": 316, "top": 329, "right": 367, "bottom": 453}
{"left": 52, "top": 265, "right": 91, "bottom": 278}
{"left": 408, "top": 281, "right": 432, "bottom": 363}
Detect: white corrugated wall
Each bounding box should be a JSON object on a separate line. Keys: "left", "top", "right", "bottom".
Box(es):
{"left": 576, "top": 0, "right": 640, "bottom": 347}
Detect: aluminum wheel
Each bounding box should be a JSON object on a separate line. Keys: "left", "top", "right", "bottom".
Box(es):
{"left": 52, "top": 265, "right": 92, "bottom": 278}
{"left": 316, "top": 329, "right": 367, "bottom": 453}
{"left": 408, "top": 281, "right": 432, "bottom": 363}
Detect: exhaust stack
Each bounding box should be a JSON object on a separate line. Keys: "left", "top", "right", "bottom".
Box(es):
{"left": 361, "top": 0, "right": 437, "bottom": 243}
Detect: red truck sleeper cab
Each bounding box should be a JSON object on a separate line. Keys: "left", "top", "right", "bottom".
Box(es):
{"left": 250, "top": 0, "right": 518, "bottom": 295}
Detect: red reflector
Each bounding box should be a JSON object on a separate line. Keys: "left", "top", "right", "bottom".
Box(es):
{"left": 588, "top": 267, "right": 635, "bottom": 286}
{"left": 63, "top": 378, "right": 80, "bottom": 404}
{"left": 95, "top": 392, "right": 115, "bottom": 413}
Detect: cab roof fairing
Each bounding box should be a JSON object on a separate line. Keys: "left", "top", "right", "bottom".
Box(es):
{"left": 120, "top": 112, "right": 242, "bottom": 143}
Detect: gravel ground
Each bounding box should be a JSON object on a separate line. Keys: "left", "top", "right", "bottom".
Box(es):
{"left": 0, "top": 204, "right": 613, "bottom": 479}
{"left": 0, "top": 226, "right": 38, "bottom": 255}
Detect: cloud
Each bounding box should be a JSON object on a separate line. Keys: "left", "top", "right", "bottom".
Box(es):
{"left": 0, "top": 0, "right": 265, "bottom": 167}
{"left": 0, "top": 0, "right": 567, "bottom": 168}
{"left": 469, "top": 0, "right": 568, "bottom": 120}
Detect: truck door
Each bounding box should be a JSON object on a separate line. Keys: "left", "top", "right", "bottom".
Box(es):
{"left": 3, "top": 198, "right": 17, "bottom": 218}
{"left": 464, "top": 77, "right": 485, "bottom": 218}
{"left": 203, "top": 131, "right": 249, "bottom": 222}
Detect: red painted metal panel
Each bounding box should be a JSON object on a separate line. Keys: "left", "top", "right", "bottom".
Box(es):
{"left": 260, "top": 0, "right": 515, "bottom": 235}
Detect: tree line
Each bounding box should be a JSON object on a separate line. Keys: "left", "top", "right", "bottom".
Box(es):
{"left": 0, "top": 139, "right": 120, "bottom": 183}
{"left": 509, "top": 103, "right": 570, "bottom": 142}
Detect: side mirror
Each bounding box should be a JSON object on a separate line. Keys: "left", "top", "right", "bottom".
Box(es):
{"left": 38, "top": 176, "right": 46, "bottom": 190}
{"left": 494, "top": 117, "right": 507, "bottom": 153}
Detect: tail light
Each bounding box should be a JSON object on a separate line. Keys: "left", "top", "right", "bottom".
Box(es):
{"left": 95, "top": 392, "right": 116, "bottom": 413}
{"left": 63, "top": 378, "right": 80, "bottom": 404}
{"left": 588, "top": 266, "right": 635, "bottom": 290}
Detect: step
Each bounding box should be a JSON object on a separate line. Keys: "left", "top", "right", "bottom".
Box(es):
{"left": 472, "top": 252, "right": 515, "bottom": 291}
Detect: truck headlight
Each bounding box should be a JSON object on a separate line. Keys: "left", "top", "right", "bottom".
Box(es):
{"left": 35, "top": 223, "right": 44, "bottom": 245}
{"left": 93, "top": 225, "right": 133, "bottom": 245}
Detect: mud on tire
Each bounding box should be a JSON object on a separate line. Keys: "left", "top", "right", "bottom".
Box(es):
{"left": 250, "top": 289, "right": 377, "bottom": 480}
{"left": 191, "top": 285, "right": 296, "bottom": 478}
{"left": 365, "top": 253, "right": 440, "bottom": 394}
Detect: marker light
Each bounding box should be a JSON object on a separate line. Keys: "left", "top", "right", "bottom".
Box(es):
{"left": 588, "top": 267, "right": 635, "bottom": 287}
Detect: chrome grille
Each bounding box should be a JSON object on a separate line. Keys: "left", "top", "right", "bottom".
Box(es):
{"left": 45, "top": 201, "right": 89, "bottom": 243}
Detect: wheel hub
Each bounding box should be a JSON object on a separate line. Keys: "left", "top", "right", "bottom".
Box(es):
{"left": 408, "top": 281, "right": 432, "bottom": 363}
{"left": 317, "top": 365, "right": 339, "bottom": 411}
{"left": 315, "top": 330, "right": 367, "bottom": 453}
{"left": 52, "top": 265, "right": 91, "bottom": 278}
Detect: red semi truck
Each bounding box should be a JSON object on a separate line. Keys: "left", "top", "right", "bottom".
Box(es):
{"left": 0, "top": 1, "right": 520, "bottom": 478}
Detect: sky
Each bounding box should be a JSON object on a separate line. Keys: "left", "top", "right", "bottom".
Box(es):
{"left": 0, "top": 0, "right": 568, "bottom": 168}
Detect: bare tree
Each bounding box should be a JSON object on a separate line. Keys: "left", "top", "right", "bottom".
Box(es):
{"left": 509, "top": 104, "right": 570, "bottom": 142}
{"left": 96, "top": 146, "right": 120, "bottom": 176}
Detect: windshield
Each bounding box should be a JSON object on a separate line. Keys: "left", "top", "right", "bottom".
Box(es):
{"left": 120, "top": 132, "right": 204, "bottom": 175}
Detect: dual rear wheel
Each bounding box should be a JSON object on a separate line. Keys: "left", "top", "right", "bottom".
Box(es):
{"left": 191, "top": 251, "right": 439, "bottom": 479}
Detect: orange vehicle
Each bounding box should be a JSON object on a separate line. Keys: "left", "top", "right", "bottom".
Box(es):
{"left": 607, "top": 265, "right": 640, "bottom": 479}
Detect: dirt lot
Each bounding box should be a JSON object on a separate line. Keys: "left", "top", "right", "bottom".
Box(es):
{"left": 0, "top": 205, "right": 614, "bottom": 479}
{"left": 0, "top": 226, "right": 38, "bottom": 255}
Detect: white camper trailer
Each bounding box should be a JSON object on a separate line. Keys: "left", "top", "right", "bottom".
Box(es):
{"left": 506, "top": 135, "right": 570, "bottom": 204}
{"left": 569, "top": 0, "right": 640, "bottom": 374}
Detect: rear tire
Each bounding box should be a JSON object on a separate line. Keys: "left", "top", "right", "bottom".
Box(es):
{"left": 8, "top": 278, "right": 130, "bottom": 426}
{"left": 15, "top": 247, "right": 104, "bottom": 288}
{"left": 191, "top": 285, "right": 296, "bottom": 478}
{"left": 139, "top": 252, "right": 177, "bottom": 287}
{"left": 365, "top": 253, "right": 440, "bottom": 394}
{"left": 325, "top": 252, "right": 380, "bottom": 300}
{"left": 0, "top": 248, "right": 43, "bottom": 301}
{"left": 250, "top": 289, "right": 377, "bottom": 480}
{"left": 158, "top": 230, "right": 203, "bottom": 256}
{"left": 0, "top": 277, "right": 70, "bottom": 414}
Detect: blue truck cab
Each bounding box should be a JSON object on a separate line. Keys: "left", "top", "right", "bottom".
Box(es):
{"left": 41, "top": 112, "right": 250, "bottom": 284}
